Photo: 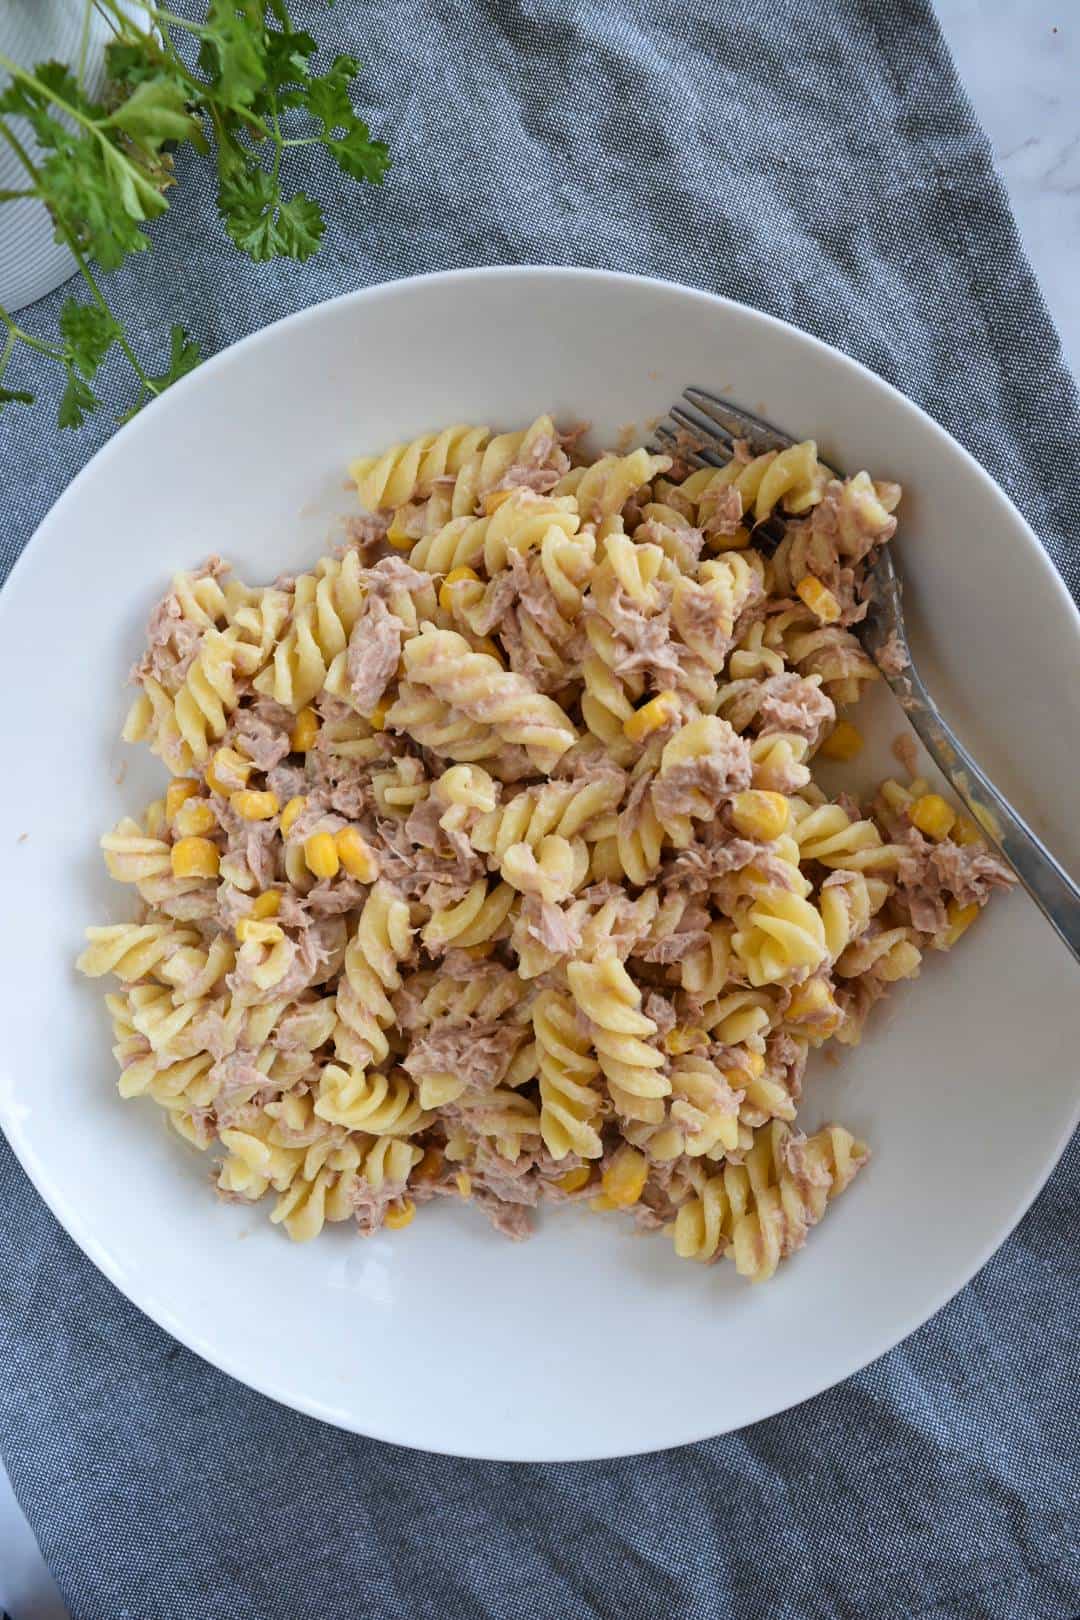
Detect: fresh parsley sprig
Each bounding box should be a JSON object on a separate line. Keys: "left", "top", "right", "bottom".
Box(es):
{"left": 0, "top": 1, "right": 389, "bottom": 428}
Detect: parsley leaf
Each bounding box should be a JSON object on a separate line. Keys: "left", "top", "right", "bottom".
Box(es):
{"left": 0, "top": 386, "right": 35, "bottom": 412}
{"left": 58, "top": 300, "right": 120, "bottom": 377}
{"left": 301, "top": 53, "right": 359, "bottom": 125}
{"left": 219, "top": 167, "right": 324, "bottom": 260}
{"left": 105, "top": 39, "right": 171, "bottom": 91}
{"left": 302, "top": 55, "right": 390, "bottom": 184}
{"left": 259, "top": 26, "right": 319, "bottom": 103}
{"left": 58, "top": 367, "right": 100, "bottom": 430}
{"left": 149, "top": 326, "right": 202, "bottom": 392}
{"left": 0, "top": 75, "right": 72, "bottom": 152}
{"left": 4, "top": 57, "right": 174, "bottom": 272}
{"left": 33, "top": 60, "right": 95, "bottom": 117}
{"left": 116, "top": 326, "right": 201, "bottom": 424}
{"left": 107, "top": 77, "right": 203, "bottom": 154}
{"left": 39, "top": 140, "right": 157, "bottom": 270}
{"left": 198, "top": 1, "right": 267, "bottom": 109}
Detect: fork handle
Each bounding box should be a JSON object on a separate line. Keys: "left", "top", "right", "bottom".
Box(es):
{"left": 894, "top": 661, "right": 1080, "bottom": 964}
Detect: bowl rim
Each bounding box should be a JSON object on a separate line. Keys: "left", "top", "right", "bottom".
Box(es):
{"left": 2, "top": 263, "right": 1078, "bottom": 1460}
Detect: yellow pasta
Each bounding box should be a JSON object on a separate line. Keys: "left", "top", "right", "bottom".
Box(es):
{"left": 314, "top": 1065, "right": 428, "bottom": 1136}
{"left": 555, "top": 448, "right": 670, "bottom": 522}
{"left": 350, "top": 423, "right": 492, "bottom": 510}
{"left": 470, "top": 777, "right": 620, "bottom": 861}
{"left": 252, "top": 553, "right": 367, "bottom": 712}
{"left": 534, "top": 988, "right": 605, "bottom": 1160}
{"left": 671, "top": 1120, "right": 866, "bottom": 1279}
{"left": 411, "top": 490, "right": 580, "bottom": 574}
{"left": 79, "top": 413, "right": 1010, "bottom": 1269}
{"left": 125, "top": 588, "right": 290, "bottom": 771}
{"left": 732, "top": 884, "right": 828, "bottom": 987}
{"left": 335, "top": 883, "right": 413, "bottom": 1068}
{"left": 403, "top": 625, "right": 578, "bottom": 770}
{"left": 567, "top": 956, "right": 668, "bottom": 1124}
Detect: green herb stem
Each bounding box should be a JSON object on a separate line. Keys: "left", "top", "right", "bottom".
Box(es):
{"left": 0, "top": 307, "right": 68, "bottom": 364}
{"left": 0, "top": 100, "right": 157, "bottom": 396}
{"left": 77, "top": 1, "right": 94, "bottom": 90}
{"left": 68, "top": 240, "right": 161, "bottom": 396}
{"left": 0, "top": 109, "right": 40, "bottom": 182}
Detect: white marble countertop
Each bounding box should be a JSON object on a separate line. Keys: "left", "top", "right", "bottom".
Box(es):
{"left": 1, "top": 3, "right": 1077, "bottom": 1615}
{"left": 942, "top": 0, "right": 1079, "bottom": 372}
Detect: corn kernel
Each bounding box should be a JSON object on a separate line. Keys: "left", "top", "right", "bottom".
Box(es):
{"left": 304, "top": 832, "right": 340, "bottom": 880}
{"left": 711, "top": 522, "right": 752, "bottom": 551}
{"left": 787, "top": 978, "right": 834, "bottom": 1019}
{"left": 730, "top": 789, "right": 789, "bottom": 841}
{"left": 623, "top": 691, "right": 679, "bottom": 742}
{"left": 819, "top": 721, "right": 864, "bottom": 762}
{"left": 600, "top": 1146, "right": 648, "bottom": 1208}
{"left": 289, "top": 706, "right": 319, "bottom": 752}
{"left": 473, "top": 637, "right": 502, "bottom": 662}
{"left": 386, "top": 513, "right": 415, "bottom": 550}
{"left": 664, "top": 1025, "right": 706, "bottom": 1056}
{"left": 725, "top": 1049, "right": 767, "bottom": 1088}
{"left": 438, "top": 565, "right": 480, "bottom": 613}
{"left": 796, "top": 575, "right": 841, "bottom": 623}
{"left": 335, "top": 826, "right": 380, "bottom": 882}
{"left": 910, "top": 793, "right": 956, "bottom": 842}
{"left": 165, "top": 779, "right": 201, "bottom": 820}
{"left": 556, "top": 1166, "right": 593, "bottom": 1193}
{"left": 881, "top": 939, "right": 922, "bottom": 981}
{"left": 174, "top": 797, "right": 217, "bottom": 837}
{"left": 953, "top": 815, "right": 981, "bottom": 847}
{"left": 454, "top": 1171, "right": 472, "bottom": 1198}
{"left": 230, "top": 789, "right": 279, "bottom": 821}
{"left": 483, "top": 488, "right": 514, "bottom": 514}
{"left": 249, "top": 890, "right": 281, "bottom": 920}
{"left": 280, "top": 795, "right": 308, "bottom": 836}
{"left": 235, "top": 917, "right": 284, "bottom": 945}
{"left": 383, "top": 1198, "right": 416, "bottom": 1230}
{"left": 170, "top": 836, "right": 220, "bottom": 879}
{"left": 589, "top": 1194, "right": 617, "bottom": 1212}
{"left": 414, "top": 1147, "right": 444, "bottom": 1183}
{"left": 724, "top": 1050, "right": 767, "bottom": 1090}
{"left": 944, "top": 900, "right": 979, "bottom": 947}
{"left": 366, "top": 701, "right": 390, "bottom": 731}
{"left": 205, "top": 747, "right": 251, "bottom": 796}
{"left": 786, "top": 979, "right": 841, "bottom": 1036}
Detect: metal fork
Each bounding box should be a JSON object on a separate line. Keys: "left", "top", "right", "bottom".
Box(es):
{"left": 650, "top": 386, "right": 1080, "bottom": 965}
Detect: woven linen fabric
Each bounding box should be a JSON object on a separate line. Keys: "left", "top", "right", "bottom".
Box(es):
{"left": 1, "top": 1, "right": 1078, "bottom": 1617}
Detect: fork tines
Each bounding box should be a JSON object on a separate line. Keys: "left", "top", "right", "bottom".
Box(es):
{"left": 649, "top": 386, "right": 795, "bottom": 466}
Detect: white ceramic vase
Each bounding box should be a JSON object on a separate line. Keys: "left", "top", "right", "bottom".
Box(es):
{"left": 0, "top": 0, "right": 116, "bottom": 313}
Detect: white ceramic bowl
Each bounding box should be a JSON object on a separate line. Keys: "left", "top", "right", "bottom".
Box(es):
{"left": 1, "top": 268, "right": 1077, "bottom": 1462}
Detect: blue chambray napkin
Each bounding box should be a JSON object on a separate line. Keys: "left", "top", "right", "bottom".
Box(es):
{"left": 1, "top": 2, "right": 1077, "bottom": 1617}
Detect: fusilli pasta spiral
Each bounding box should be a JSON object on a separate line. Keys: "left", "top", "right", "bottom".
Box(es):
{"left": 534, "top": 988, "right": 605, "bottom": 1160}
{"left": 80, "top": 412, "right": 1011, "bottom": 1272}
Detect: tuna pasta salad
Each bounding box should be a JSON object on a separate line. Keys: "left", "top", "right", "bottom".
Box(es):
{"left": 77, "top": 418, "right": 1013, "bottom": 1284}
